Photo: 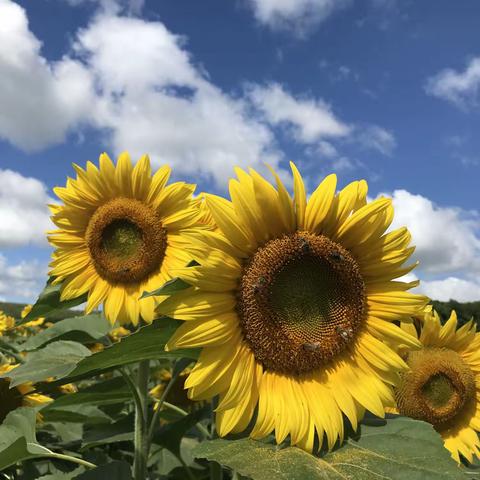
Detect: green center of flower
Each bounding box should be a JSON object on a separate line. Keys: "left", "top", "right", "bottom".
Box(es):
{"left": 396, "top": 348, "right": 476, "bottom": 430}
{"left": 237, "top": 231, "right": 366, "bottom": 375}
{"left": 422, "top": 373, "right": 456, "bottom": 409}
{"left": 0, "top": 378, "right": 23, "bottom": 423}
{"left": 102, "top": 219, "right": 143, "bottom": 260}
{"left": 86, "top": 197, "right": 167, "bottom": 284}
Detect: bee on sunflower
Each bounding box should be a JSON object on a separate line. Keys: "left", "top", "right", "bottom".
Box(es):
{"left": 157, "top": 163, "right": 428, "bottom": 451}
{"left": 48, "top": 152, "right": 210, "bottom": 326}
{"left": 0, "top": 363, "right": 51, "bottom": 423}
{"left": 393, "top": 308, "right": 480, "bottom": 464}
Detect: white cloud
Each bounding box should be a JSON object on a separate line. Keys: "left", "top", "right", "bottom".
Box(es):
{"left": 248, "top": 83, "right": 351, "bottom": 143}
{"left": 0, "top": 169, "right": 53, "bottom": 248}
{"left": 246, "top": 0, "right": 351, "bottom": 35}
{"left": 419, "top": 277, "right": 480, "bottom": 303}
{"left": 425, "top": 57, "right": 480, "bottom": 110}
{"left": 74, "top": 14, "right": 278, "bottom": 185}
{"left": 0, "top": 0, "right": 396, "bottom": 186}
{"left": 388, "top": 190, "right": 480, "bottom": 275}
{"left": 356, "top": 124, "right": 396, "bottom": 156}
{"left": 0, "top": 254, "right": 48, "bottom": 302}
{"left": 0, "top": 0, "right": 94, "bottom": 151}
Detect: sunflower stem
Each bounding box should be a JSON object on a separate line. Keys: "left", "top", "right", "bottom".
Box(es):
{"left": 146, "top": 360, "right": 180, "bottom": 447}
{"left": 133, "top": 360, "right": 150, "bottom": 480}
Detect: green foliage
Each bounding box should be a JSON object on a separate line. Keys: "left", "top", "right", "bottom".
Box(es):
{"left": 194, "top": 417, "right": 468, "bottom": 479}
{"left": 0, "top": 408, "right": 49, "bottom": 470}
{"left": 432, "top": 300, "right": 480, "bottom": 325}
{"left": 23, "top": 314, "right": 111, "bottom": 351}
{"left": 0, "top": 341, "right": 92, "bottom": 387}
{"left": 20, "top": 281, "right": 87, "bottom": 325}
{"left": 53, "top": 319, "right": 198, "bottom": 386}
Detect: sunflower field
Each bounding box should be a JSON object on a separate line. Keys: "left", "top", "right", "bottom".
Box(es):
{"left": 1, "top": 152, "right": 479, "bottom": 480}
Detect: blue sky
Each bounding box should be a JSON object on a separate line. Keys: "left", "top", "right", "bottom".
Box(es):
{"left": 0, "top": 0, "right": 479, "bottom": 302}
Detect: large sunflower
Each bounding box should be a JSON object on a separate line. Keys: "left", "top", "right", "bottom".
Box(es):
{"left": 393, "top": 308, "right": 480, "bottom": 463}
{"left": 0, "top": 363, "right": 51, "bottom": 423}
{"left": 157, "top": 163, "right": 428, "bottom": 451}
{"left": 49, "top": 152, "right": 206, "bottom": 326}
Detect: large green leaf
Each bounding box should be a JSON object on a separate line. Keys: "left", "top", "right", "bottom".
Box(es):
{"left": 44, "top": 377, "right": 131, "bottom": 409}
{"left": 21, "top": 281, "right": 87, "bottom": 325}
{"left": 82, "top": 414, "right": 135, "bottom": 449}
{"left": 0, "top": 407, "right": 51, "bottom": 470}
{"left": 0, "top": 341, "right": 91, "bottom": 387}
{"left": 23, "top": 314, "right": 111, "bottom": 351}
{"left": 193, "top": 417, "right": 467, "bottom": 479}
{"left": 42, "top": 405, "right": 111, "bottom": 425}
{"left": 52, "top": 319, "right": 198, "bottom": 385}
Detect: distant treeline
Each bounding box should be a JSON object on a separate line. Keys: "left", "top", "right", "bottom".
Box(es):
{"left": 432, "top": 300, "right": 480, "bottom": 326}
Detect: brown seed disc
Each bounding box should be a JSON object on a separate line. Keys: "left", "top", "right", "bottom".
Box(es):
{"left": 237, "top": 231, "right": 366, "bottom": 375}
{"left": 396, "top": 348, "right": 476, "bottom": 430}
{"left": 86, "top": 197, "right": 167, "bottom": 284}
{"left": 0, "top": 378, "right": 23, "bottom": 423}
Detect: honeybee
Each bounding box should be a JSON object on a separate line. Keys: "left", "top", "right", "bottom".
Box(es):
{"left": 302, "top": 342, "right": 322, "bottom": 352}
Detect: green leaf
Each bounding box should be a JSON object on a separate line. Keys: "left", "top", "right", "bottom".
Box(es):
{"left": 73, "top": 461, "right": 132, "bottom": 479}
{"left": 20, "top": 281, "right": 87, "bottom": 325}
{"left": 140, "top": 277, "right": 191, "bottom": 299}
{"left": 193, "top": 417, "right": 467, "bottom": 480}
{"left": 152, "top": 405, "right": 210, "bottom": 458}
{"left": 53, "top": 319, "right": 198, "bottom": 385}
{"left": 0, "top": 407, "right": 50, "bottom": 470}
{"left": 42, "top": 405, "right": 111, "bottom": 425}
{"left": 44, "top": 377, "right": 131, "bottom": 409}
{"left": 0, "top": 341, "right": 91, "bottom": 387}
{"left": 82, "top": 414, "right": 134, "bottom": 449}
{"left": 23, "top": 314, "right": 111, "bottom": 351}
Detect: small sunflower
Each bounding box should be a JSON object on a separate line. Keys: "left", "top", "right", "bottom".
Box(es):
{"left": 49, "top": 152, "right": 207, "bottom": 326}
{"left": 393, "top": 308, "right": 480, "bottom": 463}
{"left": 0, "top": 311, "right": 15, "bottom": 334}
{"left": 157, "top": 163, "right": 427, "bottom": 451}
{"left": 0, "top": 363, "right": 51, "bottom": 423}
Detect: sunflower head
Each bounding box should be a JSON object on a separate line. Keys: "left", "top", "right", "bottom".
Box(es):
{"left": 0, "top": 363, "right": 52, "bottom": 423}
{"left": 395, "top": 309, "right": 480, "bottom": 463}
{"left": 159, "top": 163, "right": 427, "bottom": 452}
{"left": 0, "top": 311, "right": 15, "bottom": 334}
{"left": 48, "top": 152, "right": 209, "bottom": 326}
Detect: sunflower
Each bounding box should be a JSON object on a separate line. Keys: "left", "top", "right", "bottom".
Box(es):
{"left": 0, "top": 311, "right": 15, "bottom": 334}
{"left": 157, "top": 163, "right": 428, "bottom": 451}
{"left": 392, "top": 308, "right": 480, "bottom": 463}
{"left": 20, "top": 305, "right": 45, "bottom": 328}
{"left": 0, "top": 363, "right": 51, "bottom": 423}
{"left": 48, "top": 152, "right": 207, "bottom": 326}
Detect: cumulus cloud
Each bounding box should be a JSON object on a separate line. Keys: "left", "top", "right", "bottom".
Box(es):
{"left": 248, "top": 83, "right": 351, "bottom": 143}
{"left": 246, "top": 0, "right": 351, "bottom": 35}
{"left": 0, "top": 254, "right": 48, "bottom": 302}
{"left": 425, "top": 57, "right": 480, "bottom": 110}
{"left": 420, "top": 277, "right": 480, "bottom": 303}
{"left": 0, "top": 0, "right": 94, "bottom": 151}
{"left": 355, "top": 124, "right": 396, "bottom": 156}
{"left": 0, "top": 169, "right": 53, "bottom": 248}
{"left": 0, "top": 1, "right": 399, "bottom": 185}
{"left": 0, "top": 0, "right": 279, "bottom": 186}
{"left": 389, "top": 189, "right": 480, "bottom": 275}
